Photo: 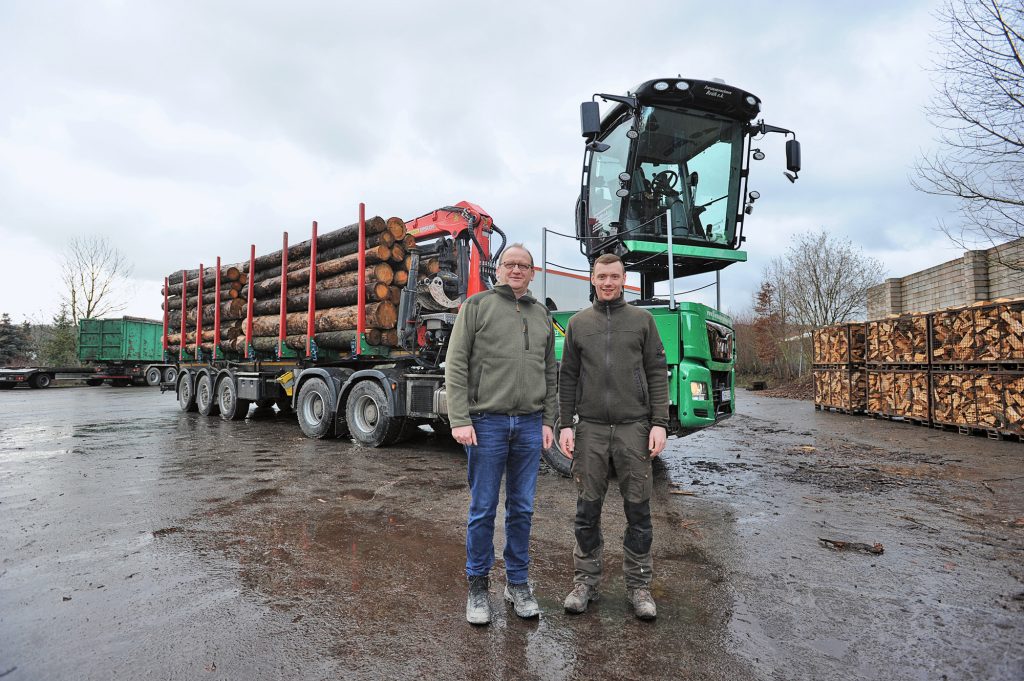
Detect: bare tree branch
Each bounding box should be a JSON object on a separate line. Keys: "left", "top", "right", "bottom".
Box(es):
{"left": 60, "top": 236, "right": 134, "bottom": 325}
{"left": 912, "top": 0, "right": 1024, "bottom": 265}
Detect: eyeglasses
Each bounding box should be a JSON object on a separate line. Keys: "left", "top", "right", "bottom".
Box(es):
{"left": 501, "top": 262, "right": 532, "bottom": 271}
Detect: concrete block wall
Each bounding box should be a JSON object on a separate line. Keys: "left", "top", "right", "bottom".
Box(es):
{"left": 867, "top": 237, "right": 1023, "bottom": 318}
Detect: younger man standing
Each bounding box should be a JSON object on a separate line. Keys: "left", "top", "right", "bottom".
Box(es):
{"left": 557, "top": 253, "right": 669, "bottom": 620}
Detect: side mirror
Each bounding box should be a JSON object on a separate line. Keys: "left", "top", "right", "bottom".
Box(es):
{"left": 580, "top": 102, "right": 601, "bottom": 138}
{"left": 786, "top": 139, "right": 801, "bottom": 173}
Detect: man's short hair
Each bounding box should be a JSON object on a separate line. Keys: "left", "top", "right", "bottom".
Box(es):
{"left": 593, "top": 253, "right": 624, "bottom": 271}
{"left": 501, "top": 243, "right": 534, "bottom": 267}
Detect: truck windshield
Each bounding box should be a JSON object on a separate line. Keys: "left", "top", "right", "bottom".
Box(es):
{"left": 588, "top": 106, "right": 745, "bottom": 248}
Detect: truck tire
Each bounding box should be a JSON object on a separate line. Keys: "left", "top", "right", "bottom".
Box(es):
{"left": 177, "top": 374, "right": 197, "bottom": 412}
{"left": 345, "top": 380, "right": 404, "bottom": 447}
{"left": 217, "top": 376, "right": 250, "bottom": 421}
{"left": 0, "top": 383, "right": 15, "bottom": 390}
{"left": 196, "top": 374, "right": 219, "bottom": 417}
{"left": 86, "top": 378, "right": 103, "bottom": 387}
{"left": 145, "top": 366, "right": 163, "bottom": 386}
{"left": 29, "top": 373, "right": 53, "bottom": 389}
{"left": 111, "top": 378, "right": 131, "bottom": 388}
{"left": 541, "top": 419, "right": 573, "bottom": 477}
{"left": 163, "top": 367, "right": 178, "bottom": 384}
{"left": 296, "top": 378, "right": 335, "bottom": 439}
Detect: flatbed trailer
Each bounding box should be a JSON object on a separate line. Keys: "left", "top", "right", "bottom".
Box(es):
{"left": 0, "top": 366, "right": 98, "bottom": 389}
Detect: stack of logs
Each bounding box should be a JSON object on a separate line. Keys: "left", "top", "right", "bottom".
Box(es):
{"left": 813, "top": 299, "right": 1024, "bottom": 439}
{"left": 162, "top": 216, "right": 441, "bottom": 355}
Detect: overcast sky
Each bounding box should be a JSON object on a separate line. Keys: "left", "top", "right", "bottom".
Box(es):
{"left": 0, "top": 0, "right": 964, "bottom": 325}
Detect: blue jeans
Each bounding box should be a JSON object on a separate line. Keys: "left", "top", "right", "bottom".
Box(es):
{"left": 465, "top": 411, "right": 543, "bottom": 584}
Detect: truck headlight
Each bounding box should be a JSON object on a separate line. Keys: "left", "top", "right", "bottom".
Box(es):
{"left": 690, "top": 381, "right": 708, "bottom": 402}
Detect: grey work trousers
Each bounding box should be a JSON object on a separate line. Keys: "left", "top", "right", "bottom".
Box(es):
{"left": 570, "top": 419, "right": 654, "bottom": 589}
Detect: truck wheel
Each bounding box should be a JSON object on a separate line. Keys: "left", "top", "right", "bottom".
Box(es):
{"left": 296, "top": 378, "right": 335, "bottom": 439}
{"left": 542, "top": 420, "right": 573, "bottom": 477}
{"left": 29, "top": 373, "right": 53, "bottom": 389}
{"left": 177, "top": 374, "right": 197, "bottom": 412}
{"left": 196, "top": 374, "right": 219, "bottom": 416}
{"left": 145, "top": 366, "right": 163, "bottom": 386}
{"left": 217, "top": 376, "right": 250, "bottom": 421}
{"left": 345, "top": 380, "right": 404, "bottom": 447}
{"left": 111, "top": 378, "right": 131, "bottom": 388}
{"left": 0, "top": 383, "right": 16, "bottom": 390}
{"left": 163, "top": 367, "right": 178, "bottom": 384}
{"left": 86, "top": 378, "right": 103, "bottom": 387}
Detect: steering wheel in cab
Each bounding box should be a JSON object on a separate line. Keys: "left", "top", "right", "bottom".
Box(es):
{"left": 651, "top": 170, "right": 679, "bottom": 198}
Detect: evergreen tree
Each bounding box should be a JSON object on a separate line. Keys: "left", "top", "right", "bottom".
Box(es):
{"left": 41, "top": 305, "right": 78, "bottom": 367}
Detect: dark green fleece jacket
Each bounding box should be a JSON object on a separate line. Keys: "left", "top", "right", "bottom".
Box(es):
{"left": 444, "top": 285, "right": 557, "bottom": 428}
{"left": 559, "top": 295, "right": 669, "bottom": 428}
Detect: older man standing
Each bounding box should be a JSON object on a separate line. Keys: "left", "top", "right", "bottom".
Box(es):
{"left": 558, "top": 253, "right": 669, "bottom": 620}
{"left": 444, "top": 243, "right": 557, "bottom": 625}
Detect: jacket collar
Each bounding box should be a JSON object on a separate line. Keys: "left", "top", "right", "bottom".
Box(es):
{"left": 592, "top": 294, "right": 627, "bottom": 312}
{"left": 493, "top": 283, "right": 537, "bottom": 305}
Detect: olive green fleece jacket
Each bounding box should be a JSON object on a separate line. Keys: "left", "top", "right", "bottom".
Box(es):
{"left": 559, "top": 295, "right": 669, "bottom": 428}
{"left": 444, "top": 284, "right": 557, "bottom": 428}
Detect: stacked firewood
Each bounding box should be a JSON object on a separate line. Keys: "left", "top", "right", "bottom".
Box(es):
{"left": 813, "top": 299, "right": 1024, "bottom": 437}
{"left": 812, "top": 323, "right": 867, "bottom": 412}
{"left": 161, "top": 216, "right": 435, "bottom": 354}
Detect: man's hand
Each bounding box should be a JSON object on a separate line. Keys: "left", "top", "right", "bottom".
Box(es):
{"left": 542, "top": 425, "right": 554, "bottom": 450}
{"left": 559, "top": 427, "right": 575, "bottom": 459}
{"left": 648, "top": 425, "right": 667, "bottom": 458}
{"left": 452, "top": 425, "right": 477, "bottom": 447}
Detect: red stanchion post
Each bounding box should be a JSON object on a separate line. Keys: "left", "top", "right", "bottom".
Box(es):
{"left": 306, "top": 221, "right": 318, "bottom": 357}
{"left": 245, "top": 245, "right": 256, "bottom": 356}
{"left": 214, "top": 256, "right": 222, "bottom": 359}
{"left": 357, "top": 203, "right": 366, "bottom": 355}
{"left": 196, "top": 263, "right": 204, "bottom": 358}
{"left": 279, "top": 232, "right": 288, "bottom": 358}
{"left": 179, "top": 270, "right": 187, "bottom": 362}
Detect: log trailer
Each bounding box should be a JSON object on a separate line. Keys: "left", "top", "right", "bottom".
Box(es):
{"left": 166, "top": 76, "right": 798, "bottom": 476}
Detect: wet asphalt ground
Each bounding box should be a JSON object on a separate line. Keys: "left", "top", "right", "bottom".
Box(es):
{"left": 1, "top": 386, "right": 1021, "bottom": 681}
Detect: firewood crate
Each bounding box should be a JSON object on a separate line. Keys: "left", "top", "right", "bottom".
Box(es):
{"left": 930, "top": 300, "right": 1024, "bottom": 366}
{"left": 930, "top": 369, "right": 1024, "bottom": 439}
{"left": 813, "top": 323, "right": 866, "bottom": 365}
{"left": 813, "top": 366, "right": 866, "bottom": 413}
{"left": 866, "top": 369, "right": 930, "bottom": 423}
{"left": 866, "top": 315, "right": 929, "bottom": 366}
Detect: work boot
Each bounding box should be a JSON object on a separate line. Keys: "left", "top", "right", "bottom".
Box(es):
{"left": 466, "top": 575, "right": 491, "bottom": 625}
{"left": 503, "top": 582, "right": 540, "bottom": 619}
{"left": 563, "top": 582, "right": 599, "bottom": 614}
{"left": 627, "top": 587, "right": 657, "bottom": 620}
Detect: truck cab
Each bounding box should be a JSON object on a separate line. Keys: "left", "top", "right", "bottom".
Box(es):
{"left": 546, "top": 77, "right": 799, "bottom": 453}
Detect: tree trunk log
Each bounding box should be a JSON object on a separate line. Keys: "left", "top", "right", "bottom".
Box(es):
{"left": 249, "top": 301, "right": 397, "bottom": 336}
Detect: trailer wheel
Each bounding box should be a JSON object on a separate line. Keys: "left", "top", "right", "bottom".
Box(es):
{"left": 111, "top": 378, "right": 131, "bottom": 388}
{"left": 86, "top": 378, "right": 103, "bottom": 387}
{"left": 145, "top": 366, "right": 163, "bottom": 386}
{"left": 217, "top": 376, "right": 250, "bottom": 421}
{"left": 541, "top": 419, "right": 573, "bottom": 477}
{"left": 0, "top": 383, "right": 16, "bottom": 390}
{"left": 29, "top": 373, "right": 53, "bottom": 389}
{"left": 196, "top": 374, "right": 219, "bottom": 417}
{"left": 296, "top": 378, "right": 335, "bottom": 439}
{"left": 177, "top": 374, "right": 197, "bottom": 412}
{"left": 162, "top": 367, "right": 178, "bottom": 384}
{"left": 345, "top": 380, "right": 404, "bottom": 447}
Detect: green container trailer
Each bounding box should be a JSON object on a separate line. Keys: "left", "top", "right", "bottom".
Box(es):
{"left": 78, "top": 317, "right": 165, "bottom": 363}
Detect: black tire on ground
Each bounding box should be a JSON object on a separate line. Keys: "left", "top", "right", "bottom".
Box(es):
{"left": 345, "top": 380, "right": 404, "bottom": 447}
{"left": 28, "top": 373, "right": 53, "bottom": 389}
{"left": 542, "top": 419, "right": 573, "bottom": 477}
{"left": 217, "top": 375, "right": 250, "bottom": 421}
{"left": 296, "top": 378, "right": 335, "bottom": 439}
{"left": 177, "top": 374, "right": 197, "bottom": 412}
{"left": 111, "top": 378, "right": 131, "bottom": 388}
{"left": 162, "top": 367, "right": 178, "bottom": 384}
{"left": 85, "top": 378, "right": 103, "bottom": 387}
{"left": 0, "top": 383, "right": 16, "bottom": 390}
{"left": 145, "top": 366, "right": 163, "bottom": 386}
{"left": 196, "top": 373, "right": 219, "bottom": 417}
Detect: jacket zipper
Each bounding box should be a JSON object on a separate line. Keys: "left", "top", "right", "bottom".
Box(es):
{"left": 604, "top": 302, "right": 612, "bottom": 423}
